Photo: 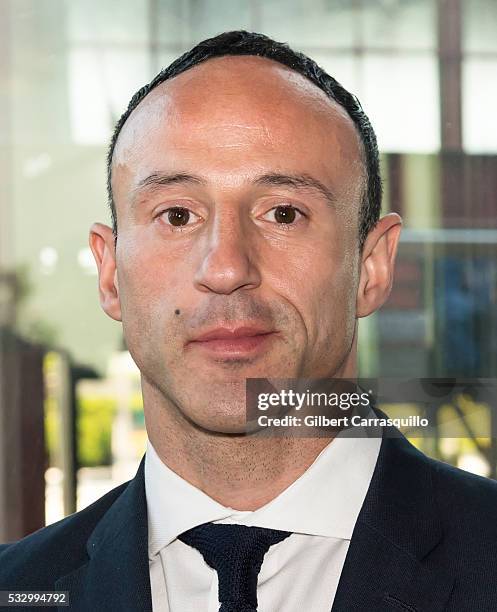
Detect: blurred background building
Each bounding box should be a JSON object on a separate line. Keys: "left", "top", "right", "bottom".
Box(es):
{"left": 0, "top": 0, "right": 496, "bottom": 539}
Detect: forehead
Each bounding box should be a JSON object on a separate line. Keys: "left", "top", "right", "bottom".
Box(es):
{"left": 112, "top": 56, "right": 364, "bottom": 201}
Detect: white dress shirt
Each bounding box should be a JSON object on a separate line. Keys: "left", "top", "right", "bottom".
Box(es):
{"left": 145, "top": 427, "right": 382, "bottom": 612}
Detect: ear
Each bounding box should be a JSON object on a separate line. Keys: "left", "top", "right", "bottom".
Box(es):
{"left": 89, "top": 222, "right": 122, "bottom": 322}
{"left": 356, "top": 213, "right": 402, "bottom": 318}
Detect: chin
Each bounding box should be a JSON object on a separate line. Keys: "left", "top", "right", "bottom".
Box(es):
{"left": 188, "top": 409, "right": 249, "bottom": 436}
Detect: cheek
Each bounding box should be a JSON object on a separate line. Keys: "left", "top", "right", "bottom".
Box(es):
{"left": 315, "top": 254, "right": 359, "bottom": 341}
{"left": 289, "top": 236, "right": 359, "bottom": 346}
{"left": 116, "top": 236, "right": 181, "bottom": 322}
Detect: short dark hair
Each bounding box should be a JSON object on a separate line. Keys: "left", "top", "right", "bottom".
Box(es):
{"left": 107, "top": 30, "right": 382, "bottom": 249}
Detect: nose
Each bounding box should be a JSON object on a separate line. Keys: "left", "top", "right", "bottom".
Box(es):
{"left": 193, "top": 209, "right": 261, "bottom": 295}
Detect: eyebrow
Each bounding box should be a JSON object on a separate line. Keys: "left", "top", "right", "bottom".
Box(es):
{"left": 134, "top": 172, "right": 206, "bottom": 194}
{"left": 130, "top": 172, "right": 206, "bottom": 209}
{"left": 254, "top": 173, "right": 337, "bottom": 208}
{"left": 132, "top": 171, "right": 336, "bottom": 208}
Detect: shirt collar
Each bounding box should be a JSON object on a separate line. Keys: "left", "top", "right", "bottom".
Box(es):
{"left": 145, "top": 426, "right": 382, "bottom": 558}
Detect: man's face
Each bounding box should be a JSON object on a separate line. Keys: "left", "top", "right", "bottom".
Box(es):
{"left": 109, "top": 56, "right": 366, "bottom": 433}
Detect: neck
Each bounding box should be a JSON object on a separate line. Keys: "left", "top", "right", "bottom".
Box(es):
{"left": 144, "top": 341, "right": 357, "bottom": 511}
{"left": 146, "top": 405, "right": 333, "bottom": 511}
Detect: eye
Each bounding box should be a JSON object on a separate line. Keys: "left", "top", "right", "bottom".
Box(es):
{"left": 159, "top": 206, "right": 200, "bottom": 228}
{"left": 262, "top": 205, "right": 304, "bottom": 225}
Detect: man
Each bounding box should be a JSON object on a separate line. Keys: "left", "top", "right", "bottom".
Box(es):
{"left": 1, "top": 30, "right": 497, "bottom": 612}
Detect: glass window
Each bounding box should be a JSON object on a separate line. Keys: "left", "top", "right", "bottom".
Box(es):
{"left": 155, "top": 0, "right": 192, "bottom": 46}
{"left": 261, "top": 0, "right": 359, "bottom": 49}
{"left": 361, "top": 0, "right": 436, "bottom": 50}
{"left": 463, "top": 0, "right": 497, "bottom": 53}
{"left": 68, "top": 48, "right": 150, "bottom": 145}
{"left": 361, "top": 54, "right": 440, "bottom": 152}
{"left": 67, "top": 0, "right": 149, "bottom": 44}
{"left": 181, "top": 0, "right": 252, "bottom": 44}
{"left": 463, "top": 58, "right": 497, "bottom": 153}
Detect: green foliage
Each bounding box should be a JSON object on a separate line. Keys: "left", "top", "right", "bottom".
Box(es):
{"left": 44, "top": 396, "right": 60, "bottom": 459}
{"left": 76, "top": 395, "right": 117, "bottom": 467}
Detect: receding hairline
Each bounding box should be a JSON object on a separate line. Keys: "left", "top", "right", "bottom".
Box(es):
{"left": 110, "top": 53, "right": 365, "bottom": 173}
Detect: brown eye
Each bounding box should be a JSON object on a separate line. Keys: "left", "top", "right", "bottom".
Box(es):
{"left": 167, "top": 207, "right": 190, "bottom": 226}
{"left": 274, "top": 206, "right": 296, "bottom": 224}
{"left": 268, "top": 205, "right": 304, "bottom": 225}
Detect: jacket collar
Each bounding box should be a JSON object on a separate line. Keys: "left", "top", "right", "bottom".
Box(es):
{"left": 332, "top": 422, "right": 455, "bottom": 611}
{"left": 56, "top": 455, "right": 152, "bottom": 612}
{"left": 56, "top": 422, "right": 454, "bottom": 612}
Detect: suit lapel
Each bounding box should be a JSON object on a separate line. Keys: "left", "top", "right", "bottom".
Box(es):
{"left": 55, "top": 455, "right": 152, "bottom": 612}
{"left": 54, "top": 417, "right": 456, "bottom": 611}
{"left": 332, "top": 426, "right": 454, "bottom": 611}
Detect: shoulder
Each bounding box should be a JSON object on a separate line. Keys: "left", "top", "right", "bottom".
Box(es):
{"left": 416, "top": 447, "right": 497, "bottom": 606}
{"left": 428, "top": 450, "right": 497, "bottom": 538}
{"left": 384, "top": 428, "right": 497, "bottom": 521}
{"left": 0, "top": 479, "right": 129, "bottom": 589}
{"left": 430, "top": 450, "right": 497, "bottom": 505}
{"left": 395, "top": 434, "right": 497, "bottom": 559}
{"left": 378, "top": 430, "right": 497, "bottom": 552}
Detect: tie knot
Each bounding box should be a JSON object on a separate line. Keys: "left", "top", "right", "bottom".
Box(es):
{"left": 178, "top": 523, "right": 291, "bottom": 611}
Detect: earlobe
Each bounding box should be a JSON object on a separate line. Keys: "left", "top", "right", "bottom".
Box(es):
{"left": 356, "top": 213, "right": 402, "bottom": 319}
{"left": 89, "top": 222, "right": 122, "bottom": 322}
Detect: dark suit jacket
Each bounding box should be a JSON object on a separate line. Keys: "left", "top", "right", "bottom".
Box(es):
{"left": 1, "top": 426, "right": 497, "bottom": 612}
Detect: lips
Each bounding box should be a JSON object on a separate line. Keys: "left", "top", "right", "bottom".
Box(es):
{"left": 187, "top": 324, "right": 276, "bottom": 357}
{"left": 192, "top": 326, "right": 272, "bottom": 342}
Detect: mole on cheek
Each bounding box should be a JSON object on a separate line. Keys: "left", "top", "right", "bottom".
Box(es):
{"left": 174, "top": 309, "right": 181, "bottom": 315}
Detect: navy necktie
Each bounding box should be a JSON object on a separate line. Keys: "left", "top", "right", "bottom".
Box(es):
{"left": 178, "top": 522, "right": 292, "bottom": 611}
